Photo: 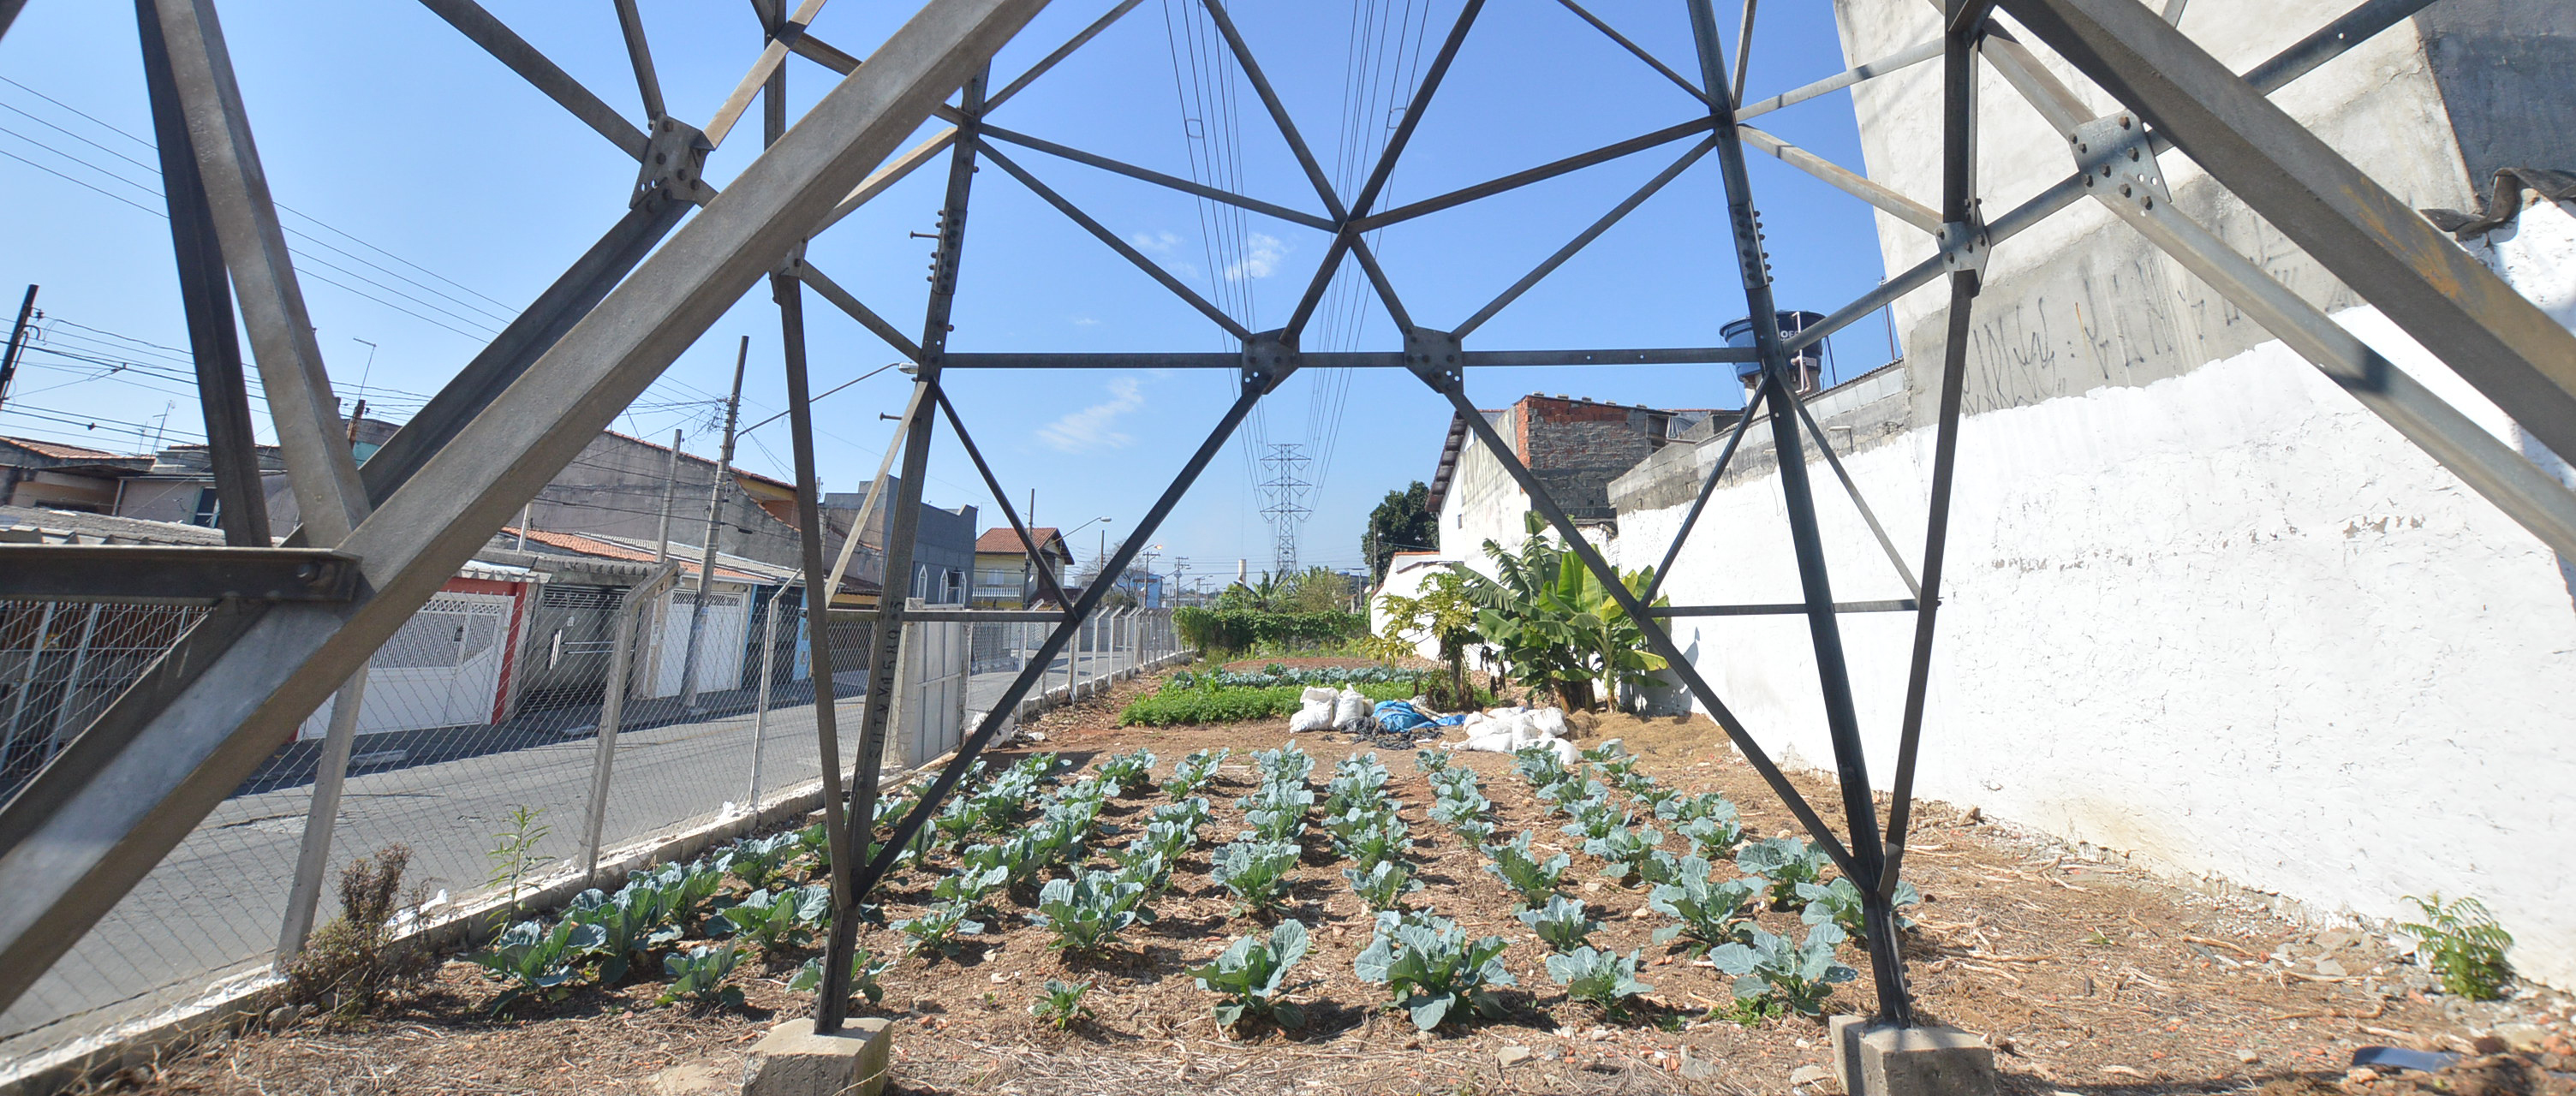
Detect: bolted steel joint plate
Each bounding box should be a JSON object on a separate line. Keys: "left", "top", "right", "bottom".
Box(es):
{"left": 1404, "top": 327, "right": 1464, "bottom": 390}
{"left": 1241, "top": 330, "right": 1299, "bottom": 395}
{"left": 2070, "top": 113, "right": 2170, "bottom": 211}
{"left": 1939, "top": 219, "right": 1989, "bottom": 283}
{"left": 635, "top": 116, "right": 717, "bottom": 207}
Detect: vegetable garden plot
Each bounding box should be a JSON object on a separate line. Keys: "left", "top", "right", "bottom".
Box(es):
{"left": 116, "top": 670, "right": 2572, "bottom": 1096}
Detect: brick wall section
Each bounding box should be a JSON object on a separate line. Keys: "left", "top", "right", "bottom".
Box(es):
{"left": 1512, "top": 395, "right": 1667, "bottom": 517}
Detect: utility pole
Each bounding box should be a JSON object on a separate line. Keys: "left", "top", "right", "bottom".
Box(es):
{"left": 679, "top": 337, "right": 748, "bottom": 712}
{"left": 0, "top": 285, "right": 38, "bottom": 414}
{"left": 654, "top": 428, "right": 683, "bottom": 563}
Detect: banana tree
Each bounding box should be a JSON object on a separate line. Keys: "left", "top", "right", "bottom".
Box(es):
{"left": 1464, "top": 515, "right": 1666, "bottom": 712}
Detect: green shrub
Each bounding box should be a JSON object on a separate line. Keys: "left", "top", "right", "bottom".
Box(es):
{"left": 1172, "top": 607, "right": 1368, "bottom": 655}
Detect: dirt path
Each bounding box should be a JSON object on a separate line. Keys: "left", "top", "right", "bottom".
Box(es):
{"left": 118, "top": 668, "right": 2571, "bottom": 1096}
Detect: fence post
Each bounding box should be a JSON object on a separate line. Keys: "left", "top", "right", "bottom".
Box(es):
{"left": 581, "top": 565, "right": 676, "bottom": 882}
{"left": 746, "top": 585, "right": 785, "bottom": 821}
{"left": 5, "top": 602, "right": 55, "bottom": 736}
{"left": 45, "top": 604, "right": 101, "bottom": 744}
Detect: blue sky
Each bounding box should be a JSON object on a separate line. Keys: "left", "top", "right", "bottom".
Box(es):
{"left": 0, "top": 0, "right": 1905, "bottom": 587}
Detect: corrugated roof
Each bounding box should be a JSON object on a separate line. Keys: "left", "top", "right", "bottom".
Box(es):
{"left": 504, "top": 527, "right": 803, "bottom": 586}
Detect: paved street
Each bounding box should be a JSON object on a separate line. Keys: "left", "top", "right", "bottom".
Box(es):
{"left": 0, "top": 643, "right": 1148, "bottom": 1057}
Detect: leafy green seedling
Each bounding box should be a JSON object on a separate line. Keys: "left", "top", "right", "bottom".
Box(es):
{"left": 1342, "top": 816, "right": 1414, "bottom": 873}
{"left": 1352, "top": 910, "right": 1516, "bottom": 1032}
{"left": 1452, "top": 817, "right": 1498, "bottom": 845}
{"left": 1029, "top": 979, "right": 1094, "bottom": 1029}
{"left": 2400, "top": 893, "right": 2514, "bottom": 999}
{"left": 1151, "top": 795, "right": 1213, "bottom": 832}
{"left": 1707, "top": 923, "right": 1857, "bottom": 1016}
{"left": 892, "top": 902, "right": 985, "bottom": 960}
{"left": 1481, "top": 831, "right": 1570, "bottom": 908}
{"left": 1344, "top": 860, "right": 1422, "bottom": 912}
{"left": 789, "top": 946, "right": 893, "bottom": 1004}
{"left": 1209, "top": 838, "right": 1300, "bottom": 915}
{"left": 1547, "top": 946, "right": 1654, "bottom": 1019}
{"left": 564, "top": 883, "right": 675, "bottom": 984}
{"left": 1674, "top": 813, "right": 1746, "bottom": 863}
{"left": 1027, "top": 871, "right": 1149, "bottom": 953}
{"left": 931, "top": 862, "right": 1011, "bottom": 913}
{"left": 1512, "top": 744, "right": 1570, "bottom": 787}
{"left": 1094, "top": 748, "right": 1157, "bottom": 794}
{"left": 1736, "top": 837, "right": 1831, "bottom": 909}
{"left": 1163, "top": 748, "right": 1229, "bottom": 799}
{"left": 1647, "top": 855, "right": 1759, "bottom": 954}
{"left": 1413, "top": 749, "right": 1452, "bottom": 774}
{"left": 722, "top": 832, "right": 799, "bottom": 890}
{"left": 473, "top": 918, "right": 605, "bottom": 1013}
{"left": 1559, "top": 796, "right": 1633, "bottom": 842}
{"left": 657, "top": 944, "right": 743, "bottom": 1008}
{"left": 1584, "top": 823, "right": 1666, "bottom": 883}
{"left": 1518, "top": 896, "right": 1601, "bottom": 954}
{"left": 708, "top": 884, "right": 831, "bottom": 950}
{"left": 1633, "top": 849, "right": 1686, "bottom": 888}
{"left": 1796, "top": 877, "right": 1921, "bottom": 939}
{"left": 1251, "top": 744, "right": 1315, "bottom": 787}
{"left": 1188, "top": 919, "right": 1311, "bottom": 1030}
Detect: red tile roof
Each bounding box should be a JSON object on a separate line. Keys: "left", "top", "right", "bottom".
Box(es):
{"left": 975, "top": 525, "right": 1066, "bottom": 556}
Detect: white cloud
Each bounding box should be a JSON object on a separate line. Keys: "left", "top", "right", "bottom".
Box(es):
{"left": 1070, "top": 315, "right": 1100, "bottom": 327}
{"left": 1225, "top": 233, "right": 1288, "bottom": 281}
{"left": 1128, "top": 229, "right": 1183, "bottom": 253}
{"left": 1037, "top": 377, "right": 1145, "bottom": 453}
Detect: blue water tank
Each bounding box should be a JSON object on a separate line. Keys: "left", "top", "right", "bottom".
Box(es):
{"left": 1721, "top": 310, "right": 1828, "bottom": 381}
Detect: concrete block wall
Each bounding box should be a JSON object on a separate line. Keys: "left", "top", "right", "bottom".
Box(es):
{"left": 1595, "top": 2, "right": 2576, "bottom": 986}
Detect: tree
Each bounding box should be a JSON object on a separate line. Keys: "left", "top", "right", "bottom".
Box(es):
{"left": 1365, "top": 569, "right": 1482, "bottom": 710}
{"left": 1364, "top": 481, "right": 1439, "bottom": 582}
{"left": 1460, "top": 514, "right": 1668, "bottom": 712}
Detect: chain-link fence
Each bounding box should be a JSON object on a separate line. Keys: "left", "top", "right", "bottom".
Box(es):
{"left": 0, "top": 593, "right": 1182, "bottom": 1084}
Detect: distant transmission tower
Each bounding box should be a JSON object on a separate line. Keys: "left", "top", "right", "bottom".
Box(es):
{"left": 1257, "top": 443, "right": 1312, "bottom": 577}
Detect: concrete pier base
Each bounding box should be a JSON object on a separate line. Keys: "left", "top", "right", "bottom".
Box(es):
{"left": 739, "top": 1017, "right": 894, "bottom": 1096}
{"left": 1830, "top": 1016, "right": 1998, "bottom": 1096}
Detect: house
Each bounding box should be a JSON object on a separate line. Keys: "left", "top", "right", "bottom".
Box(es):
{"left": 492, "top": 526, "right": 816, "bottom": 709}
{"left": 821, "top": 484, "right": 978, "bottom": 607}
{"left": 0, "top": 504, "right": 543, "bottom": 793}
{"left": 970, "top": 526, "right": 1074, "bottom": 607}
{"left": 1426, "top": 394, "right": 1726, "bottom": 565}
{"left": 0, "top": 438, "right": 154, "bottom": 515}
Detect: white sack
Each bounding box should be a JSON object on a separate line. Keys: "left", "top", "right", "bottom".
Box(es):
{"left": 1288, "top": 694, "right": 1335, "bottom": 733}
{"left": 1526, "top": 706, "right": 1568, "bottom": 739}
{"left": 1333, "top": 687, "right": 1370, "bottom": 726}
{"left": 1301, "top": 686, "right": 1339, "bottom": 706}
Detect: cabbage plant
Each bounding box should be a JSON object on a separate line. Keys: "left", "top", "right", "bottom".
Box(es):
{"left": 1188, "top": 918, "right": 1311, "bottom": 1029}
{"left": 1352, "top": 910, "right": 1516, "bottom": 1032}
{"left": 1708, "top": 923, "right": 1857, "bottom": 1016}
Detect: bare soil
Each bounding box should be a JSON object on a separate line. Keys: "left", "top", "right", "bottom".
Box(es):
{"left": 110, "top": 667, "right": 2572, "bottom": 1096}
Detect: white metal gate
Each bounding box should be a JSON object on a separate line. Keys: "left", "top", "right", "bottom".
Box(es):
{"left": 298, "top": 592, "right": 512, "bottom": 738}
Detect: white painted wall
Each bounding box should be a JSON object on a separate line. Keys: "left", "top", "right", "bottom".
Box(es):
{"left": 1613, "top": 202, "right": 2576, "bottom": 986}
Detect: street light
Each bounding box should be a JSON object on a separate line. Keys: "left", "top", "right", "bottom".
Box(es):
{"left": 1064, "top": 515, "right": 1112, "bottom": 595}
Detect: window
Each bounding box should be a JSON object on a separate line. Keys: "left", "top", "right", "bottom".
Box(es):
{"left": 189, "top": 487, "right": 221, "bottom": 528}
